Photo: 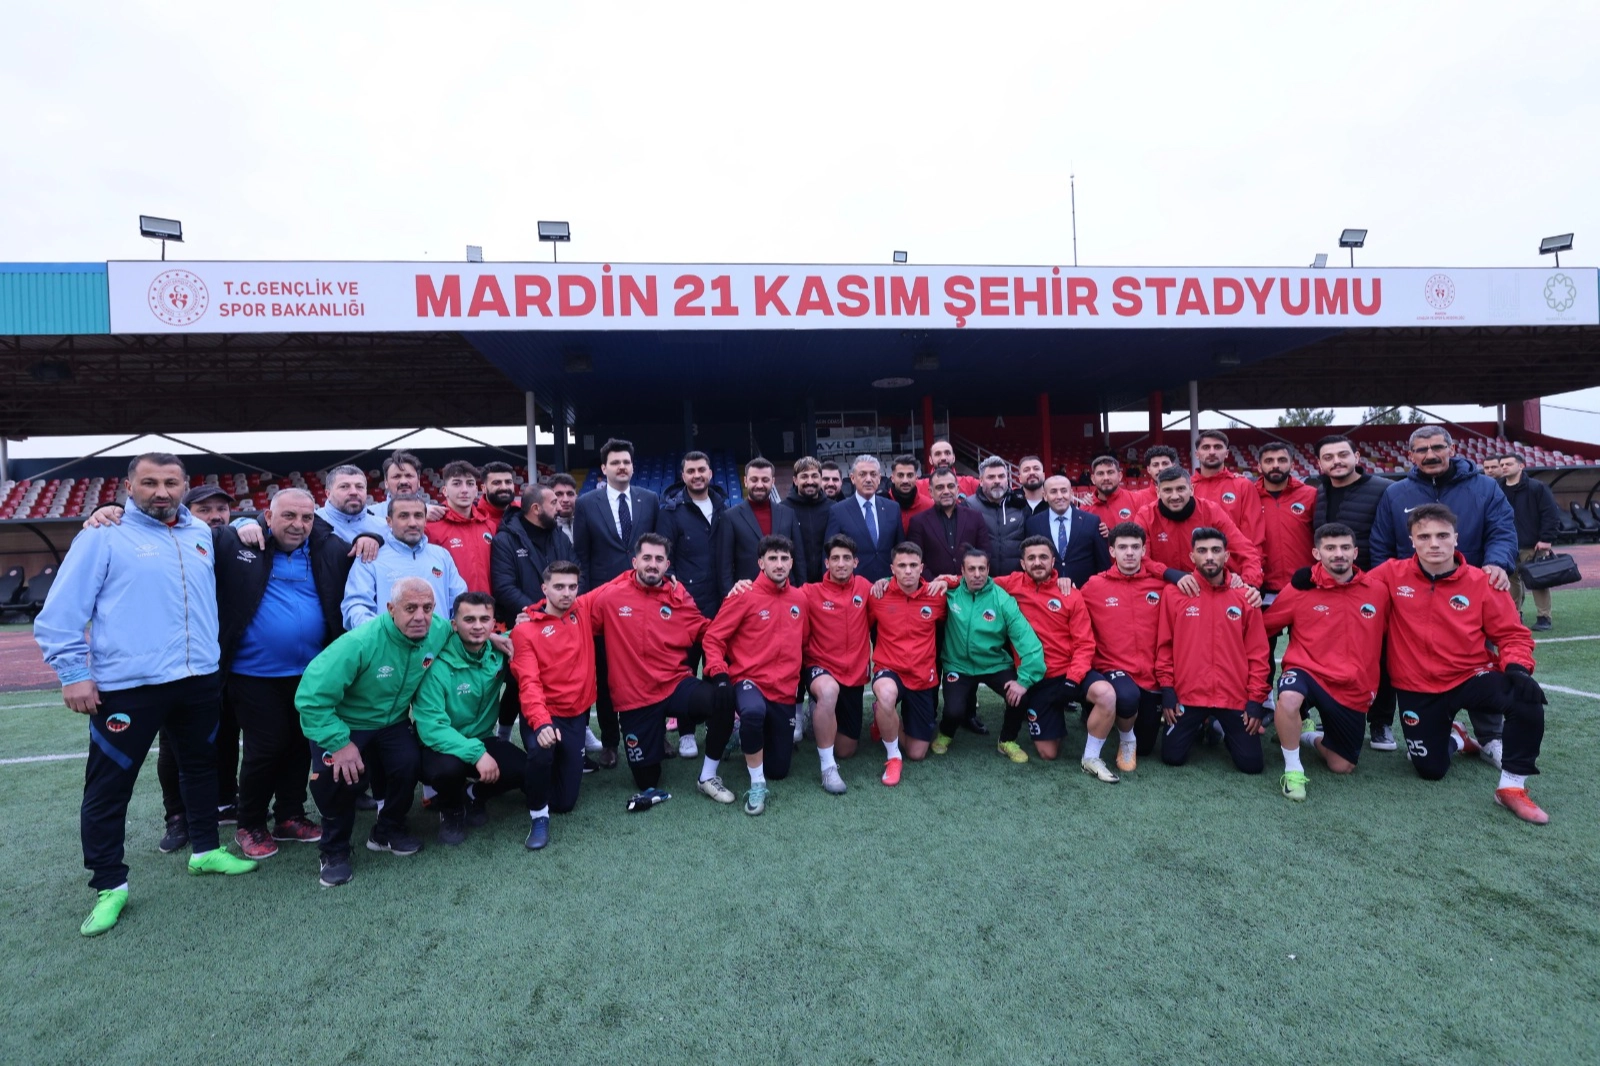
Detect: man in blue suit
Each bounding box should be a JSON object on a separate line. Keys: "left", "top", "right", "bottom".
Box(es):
{"left": 1025, "top": 475, "right": 1110, "bottom": 587}
{"left": 823, "top": 455, "right": 902, "bottom": 583}
{"left": 571, "top": 438, "right": 660, "bottom": 768}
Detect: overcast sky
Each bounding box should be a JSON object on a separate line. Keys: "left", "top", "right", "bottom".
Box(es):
{"left": 5, "top": 1, "right": 1598, "bottom": 461}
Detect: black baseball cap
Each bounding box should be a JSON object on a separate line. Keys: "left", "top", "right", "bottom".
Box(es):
{"left": 181, "top": 485, "right": 235, "bottom": 508}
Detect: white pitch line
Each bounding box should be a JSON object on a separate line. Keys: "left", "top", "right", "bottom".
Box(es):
{"left": 1, "top": 701, "right": 61, "bottom": 710}
{"left": 1534, "top": 634, "right": 1600, "bottom": 644}
{"left": 1544, "top": 683, "right": 1600, "bottom": 701}
{"left": 0, "top": 752, "right": 87, "bottom": 765}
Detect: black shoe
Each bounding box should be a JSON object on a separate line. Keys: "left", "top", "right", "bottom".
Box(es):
{"left": 216, "top": 803, "right": 238, "bottom": 826}
{"left": 525, "top": 816, "right": 550, "bottom": 851}
{"left": 582, "top": 757, "right": 600, "bottom": 775}
{"left": 437, "top": 810, "right": 466, "bottom": 847}
{"left": 596, "top": 748, "right": 618, "bottom": 770}
{"left": 352, "top": 792, "right": 379, "bottom": 811}
{"left": 963, "top": 716, "right": 990, "bottom": 736}
{"left": 367, "top": 825, "right": 422, "bottom": 856}
{"left": 1533, "top": 616, "right": 1553, "bottom": 632}
{"left": 465, "top": 797, "right": 489, "bottom": 828}
{"left": 158, "top": 814, "right": 189, "bottom": 854}
{"left": 318, "top": 853, "right": 353, "bottom": 888}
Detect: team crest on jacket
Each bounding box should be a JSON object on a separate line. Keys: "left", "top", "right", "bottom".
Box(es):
{"left": 1118, "top": 508, "right": 1131, "bottom": 519}
{"left": 1290, "top": 502, "right": 1306, "bottom": 514}
{"left": 1359, "top": 603, "right": 1377, "bottom": 619}
{"left": 430, "top": 567, "right": 443, "bottom": 577}
{"left": 659, "top": 605, "right": 673, "bottom": 619}
{"left": 919, "top": 606, "right": 933, "bottom": 619}
{"left": 852, "top": 595, "right": 864, "bottom": 607}
{"left": 1145, "top": 591, "right": 1161, "bottom": 605}
{"left": 1225, "top": 605, "right": 1243, "bottom": 620}
{"left": 194, "top": 542, "right": 208, "bottom": 556}
{"left": 482, "top": 532, "right": 493, "bottom": 543}
{"left": 422, "top": 655, "right": 435, "bottom": 668}
{"left": 1222, "top": 492, "right": 1237, "bottom": 504}
{"left": 1046, "top": 598, "right": 1062, "bottom": 611}
{"left": 789, "top": 605, "right": 801, "bottom": 618}
{"left": 1449, "top": 594, "right": 1470, "bottom": 611}
{"left": 982, "top": 609, "right": 996, "bottom": 622}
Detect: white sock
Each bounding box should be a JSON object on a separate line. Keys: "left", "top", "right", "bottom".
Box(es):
{"left": 1450, "top": 732, "right": 1465, "bottom": 754}
{"left": 1281, "top": 746, "right": 1304, "bottom": 773}
{"left": 1498, "top": 771, "right": 1527, "bottom": 790}
{"left": 884, "top": 737, "right": 902, "bottom": 760}
{"left": 1083, "top": 735, "right": 1106, "bottom": 760}
{"left": 699, "top": 757, "right": 720, "bottom": 783}
{"left": 192, "top": 849, "right": 212, "bottom": 858}
{"left": 1118, "top": 729, "right": 1136, "bottom": 746}
{"left": 113, "top": 882, "right": 129, "bottom": 893}
{"left": 818, "top": 745, "right": 837, "bottom": 772}
{"left": 749, "top": 763, "right": 766, "bottom": 786}
{"left": 423, "top": 784, "right": 438, "bottom": 800}
{"left": 1301, "top": 729, "right": 1323, "bottom": 750}
{"left": 529, "top": 806, "right": 549, "bottom": 820}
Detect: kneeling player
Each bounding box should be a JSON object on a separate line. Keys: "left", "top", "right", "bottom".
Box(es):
{"left": 931, "top": 549, "right": 1043, "bottom": 757}
{"left": 1261, "top": 524, "right": 1388, "bottom": 801}
{"left": 867, "top": 543, "right": 948, "bottom": 779}
{"left": 1155, "top": 528, "right": 1270, "bottom": 774}
{"left": 1370, "top": 504, "right": 1549, "bottom": 823}
{"left": 802, "top": 535, "right": 875, "bottom": 795}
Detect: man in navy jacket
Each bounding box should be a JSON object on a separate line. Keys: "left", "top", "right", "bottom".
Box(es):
{"left": 658, "top": 451, "right": 730, "bottom": 619}
{"left": 824, "top": 455, "right": 902, "bottom": 583}
{"left": 1025, "top": 475, "right": 1111, "bottom": 587}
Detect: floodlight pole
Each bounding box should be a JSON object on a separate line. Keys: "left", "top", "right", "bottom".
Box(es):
{"left": 1348, "top": 247, "right": 1354, "bottom": 269}
{"left": 1188, "top": 380, "right": 1200, "bottom": 470}
{"left": 525, "top": 390, "right": 538, "bottom": 474}
{"left": 1070, "top": 173, "right": 1078, "bottom": 268}
{"left": 1555, "top": 251, "right": 1561, "bottom": 267}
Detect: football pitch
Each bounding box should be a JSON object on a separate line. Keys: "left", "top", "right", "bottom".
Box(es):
{"left": 3, "top": 597, "right": 1599, "bottom": 1066}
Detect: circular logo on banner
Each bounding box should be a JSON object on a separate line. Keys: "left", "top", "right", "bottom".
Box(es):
{"left": 1544, "top": 273, "right": 1577, "bottom": 312}
{"left": 105, "top": 712, "right": 132, "bottom": 733}
{"left": 1360, "top": 603, "right": 1377, "bottom": 619}
{"left": 659, "top": 605, "right": 672, "bottom": 619}
{"left": 1424, "top": 273, "right": 1456, "bottom": 311}
{"left": 147, "top": 269, "right": 210, "bottom": 326}
{"left": 1449, "top": 595, "right": 1470, "bottom": 611}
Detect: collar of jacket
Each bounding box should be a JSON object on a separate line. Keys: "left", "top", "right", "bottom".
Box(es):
{"left": 1158, "top": 496, "right": 1198, "bottom": 523}
{"left": 1407, "top": 552, "right": 1467, "bottom": 584}
{"left": 1310, "top": 562, "right": 1366, "bottom": 588}
{"left": 383, "top": 530, "right": 428, "bottom": 557}
{"left": 437, "top": 630, "right": 501, "bottom": 670}
{"left": 123, "top": 502, "right": 197, "bottom": 531}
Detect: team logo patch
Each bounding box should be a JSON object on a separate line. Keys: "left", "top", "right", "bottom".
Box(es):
{"left": 1402, "top": 710, "right": 1421, "bottom": 727}
{"left": 422, "top": 655, "right": 435, "bottom": 668}
{"left": 482, "top": 532, "right": 493, "bottom": 543}
{"left": 852, "top": 595, "right": 864, "bottom": 607}
{"left": 321, "top": 751, "right": 336, "bottom": 766}
{"left": 659, "top": 605, "right": 673, "bottom": 619}
{"left": 919, "top": 606, "right": 933, "bottom": 618}
{"left": 194, "top": 542, "right": 208, "bottom": 556}
{"left": 1290, "top": 502, "right": 1306, "bottom": 514}
{"left": 104, "top": 712, "right": 131, "bottom": 734}
{"left": 946, "top": 672, "right": 960, "bottom": 683}
{"left": 1225, "top": 606, "right": 1243, "bottom": 620}
{"left": 1360, "top": 603, "right": 1377, "bottom": 619}
{"left": 1145, "top": 591, "right": 1161, "bottom": 605}
{"left": 430, "top": 567, "right": 443, "bottom": 578}
{"left": 1026, "top": 709, "right": 1038, "bottom": 721}
{"left": 1118, "top": 508, "right": 1132, "bottom": 519}
{"left": 625, "top": 734, "right": 640, "bottom": 748}
{"left": 790, "top": 605, "right": 801, "bottom": 618}
{"left": 982, "top": 610, "right": 996, "bottom": 622}
{"left": 567, "top": 611, "right": 579, "bottom": 624}
{"left": 1449, "top": 595, "right": 1470, "bottom": 611}
{"left": 1047, "top": 598, "right": 1062, "bottom": 611}
{"left": 1222, "top": 492, "right": 1237, "bottom": 504}
{"left": 1281, "top": 670, "right": 1298, "bottom": 687}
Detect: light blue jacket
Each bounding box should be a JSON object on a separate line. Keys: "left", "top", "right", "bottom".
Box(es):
{"left": 35, "top": 504, "right": 220, "bottom": 691}
{"left": 341, "top": 530, "right": 467, "bottom": 630}
{"left": 315, "top": 502, "right": 388, "bottom": 543}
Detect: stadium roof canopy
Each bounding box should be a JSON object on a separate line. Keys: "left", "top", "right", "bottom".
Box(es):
{"left": 2, "top": 260, "right": 1597, "bottom": 438}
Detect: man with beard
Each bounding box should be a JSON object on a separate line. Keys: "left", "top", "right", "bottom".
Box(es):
{"left": 965, "top": 456, "right": 1027, "bottom": 576}
{"left": 801, "top": 535, "right": 876, "bottom": 793}
{"left": 511, "top": 560, "right": 599, "bottom": 822}
{"left": 1191, "top": 430, "right": 1263, "bottom": 544}
{"left": 373, "top": 450, "right": 443, "bottom": 523}
{"left": 886, "top": 454, "right": 934, "bottom": 532}
{"left": 1254, "top": 442, "right": 1317, "bottom": 599}
{"left": 315, "top": 465, "right": 388, "bottom": 550}
{"left": 425, "top": 461, "right": 501, "bottom": 596}
{"left": 658, "top": 451, "right": 729, "bottom": 621}
{"left": 342, "top": 493, "right": 467, "bottom": 630}
{"left": 787, "top": 456, "right": 832, "bottom": 584}
{"left": 867, "top": 543, "right": 948, "bottom": 772}
{"left": 919, "top": 439, "right": 981, "bottom": 498}
{"left": 545, "top": 473, "right": 578, "bottom": 539}
{"left": 1262, "top": 524, "right": 1387, "bottom": 801}
{"left": 717, "top": 457, "right": 808, "bottom": 594}
{"left": 818, "top": 460, "right": 845, "bottom": 502}
{"left": 907, "top": 467, "right": 992, "bottom": 580}
{"left": 1024, "top": 475, "right": 1110, "bottom": 587}
{"left": 1016, "top": 455, "right": 1049, "bottom": 517}
{"left": 490, "top": 483, "right": 575, "bottom": 626}
{"left": 1155, "top": 528, "right": 1271, "bottom": 775}
{"left": 1134, "top": 468, "right": 1262, "bottom": 588}
{"left": 1081, "top": 455, "right": 1145, "bottom": 537}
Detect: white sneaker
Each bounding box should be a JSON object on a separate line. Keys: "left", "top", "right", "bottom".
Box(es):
{"left": 794, "top": 702, "right": 811, "bottom": 743}
{"left": 678, "top": 734, "right": 699, "bottom": 759}
{"left": 584, "top": 727, "right": 603, "bottom": 754}
{"left": 696, "top": 776, "right": 735, "bottom": 804}
{"left": 820, "top": 765, "right": 847, "bottom": 795}
{"left": 1081, "top": 756, "right": 1120, "bottom": 783}
{"left": 1480, "top": 738, "right": 1504, "bottom": 770}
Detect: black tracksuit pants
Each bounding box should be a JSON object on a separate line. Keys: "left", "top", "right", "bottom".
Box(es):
{"left": 309, "top": 722, "right": 419, "bottom": 858}
{"left": 227, "top": 674, "right": 312, "bottom": 830}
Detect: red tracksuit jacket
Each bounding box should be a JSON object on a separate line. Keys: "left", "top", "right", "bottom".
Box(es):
{"left": 1081, "top": 486, "right": 1147, "bottom": 533}
{"left": 703, "top": 576, "right": 808, "bottom": 702}
{"left": 867, "top": 580, "right": 947, "bottom": 689}
{"left": 1135, "top": 497, "right": 1264, "bottom": 588}
{"left": 426, "top": 497, "right": 503, "bottom": 595}
{"left": 589, "top": 571, "right": 707, "bottom": 711}
{"left": 510, "top": 596, "right": 597, "bottom": 730}
{"left": 1262, "top": 563, "right": 1387, "bottom": 711}
{"left": 1192, "top": 470, "right": 1263, "bottom": 546}
{"left": 995, "top": 572, "right": 1095, "bottom": 682}
{"left": 803, "top": 573, "right": 874, "bottom": 686}
{"left": 1367, "top": 554, "right": 1535, "bottom": 693}
{"left": 1080, "top": 560, "right": 1170, "bottom": 690}
{"left": 1155, "top": 574, "right": 1271, "bottom": 709}
{"left": 1254, "top": 477, "right": 1317, "bottom": 593}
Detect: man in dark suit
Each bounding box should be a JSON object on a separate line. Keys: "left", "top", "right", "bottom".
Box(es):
{"left": 907, "top": 467, "right": 992, "bottom": 580}
{"left": 717, "top": 457, "right": 808, "bottom": 596}
{"left": 570, "top": 438, "right": 660, "bottom": 767}
{"left": 823, "top": 455, "right": 902, "bottom": 583}
{"left": 1025, "top": 475, "right": 1110, "bottom": 587}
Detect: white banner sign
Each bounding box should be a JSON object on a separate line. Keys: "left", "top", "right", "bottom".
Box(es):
{"left": 107, "top": 261, "right": 1598, "bottom": 334}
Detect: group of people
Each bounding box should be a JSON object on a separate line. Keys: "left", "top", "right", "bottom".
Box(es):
{"left": 35, "top": 427, "right": 1554, "bottom": 938}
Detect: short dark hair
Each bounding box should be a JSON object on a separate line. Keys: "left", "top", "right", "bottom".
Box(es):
{"left": 127, "top": 451, "right": 185, "bottom": 478}
{"left": 543, "top": 472, "right": 577, "bottom": 491}
{"left": 542, "top": 559, "right": 581, "bottom": 583}
{"left": 1155, "top": 466, "right": 1189, "bottom": 484}
{"left": 793, "top": 456, "right": 820, "bottom": 475}
{"left": 1406, "top": 503, "right": 1457, "bottom": 531}
{"left": 929, "top": 467, "right": 958, "bottom": 486}
{"left": 1019, "top": 534, "right": 1056, "bottom": 558}
{"left": 1315, "top": 434, "right": 1353, "bottom": 456}
{"left": 1258, "top": 442, "right": 1293, "bottom": 460}
{"left": 819, "top": 460, "right": 842, "bottom": 475}
{"left": 746, "top": 457, "right": 775, "bottom": 475}
{"left": 520, "top": 482, "right": 552, "bottom": 511}
{"left": 634, "top": 531, "right": 671, "bottom": 556}
{"left": 890, "top": 453, "right": 919, "bottom": 473}
{"left": 1018, "top": 454, "right": 1043, "bottom": 468}
{"left": 387, "top": 491, "right": 430, "bottom": 516}
{"left": 823, "top": 534, "right": 858, "bottom": 557}
{"left": 599, "top": 438, "right": 635, "bottom": 464}
{"left": 757, "top": 534, "right": 795, "bottom": 558}
{"left": 681, "top": 450, "right": 710, "bottom": 470}
{"left": 962, "top": 547, "right": 990, "bottom": 566}
{"left": 1313, "top": 522, "right": 1356, "bottom": 545}
{"left": 482, "top": 461, "right": 514, "bottom": 478}
{"left": 453, "top": 590, "right": 495, "bottom": 615}
{"left": 1108, "top": 521, "right": 1147, "bottom": 544}
{"left": 1501, "top": 453, "right": 1527, "bottom": 466}
{"left": 327, "top": 463, "right": 365, "bottom": 483}
{"left": 1143, "top": 445, "right": 1179, "bottom": 465}
{"left": 440, "top": 460, "right": 480, "bottom": 482}
{"left": 1197, "top": 429, "right": 1230, "bottom": 447}
{"left": 1090, "top": 454, "right": 1119, "bottom": 471}
{"left": 1191, "top": 525, "right": 1227, "bottom": 547}
{"left": 382, "top": 450, "right": 421, "bottom": 479}
{"left": 892, "top": 540, "right": 923, "bottom": 560}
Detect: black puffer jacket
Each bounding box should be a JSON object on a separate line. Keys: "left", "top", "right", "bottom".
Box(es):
{"left": 963, "top": 489, "right": 1028, "bottom": 575}
{"left": 786, "top": 486, "right": 833, "bottom": 584}
{"left": 1311, "top": 469, "right": 1391, "bottom": 570}
{"left": 489, "top": 508, "right": 576, "bottom": 625}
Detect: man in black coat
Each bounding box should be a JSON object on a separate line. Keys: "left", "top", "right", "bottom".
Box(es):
{"left": 787, "top": 456, "right": 832, "bottom": 585}
{"left": 212, "top": 488, "right": 369, "bottom": 858}
{"left": 490, "top": 482, "right": 576, "bottom": 626}
{"left": 1497, "top": 452, "right": 1561, "bottom": 630}
{"left": 1024, "top": 475, "right": 1110, "bottom": 587}
{"left": 964, "top": 456, "right": 1028, "bottom": 576}
{"left": 716, "top": 457, "right": 808, "bottom": 596}
{"left": 657, "top": 451, "right": 729, "bottom": 619}
{"left": 907, "top": 467, "right": 992, "bottom": 580}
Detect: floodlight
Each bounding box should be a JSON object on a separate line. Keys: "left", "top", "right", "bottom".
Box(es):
{"left": 1338, "top": 229, "right": 1367, "bottom": 248}
{"left": 537, "top": 221, "right": 571, "bottom": 242}
{"left": 893, "top": 251, "right": 908, "bottom": 264}
{"left": 139, "top": 215, "right": 184, "bottom": 260}
{"left": 1540, "top": 233, "right": 1574, "bottom": 267}
{"left": 466, "top": 245, "right": 484, "bottom": 263}
{"left": 1310, "top": 253, "right": 1328, "bottom": 268}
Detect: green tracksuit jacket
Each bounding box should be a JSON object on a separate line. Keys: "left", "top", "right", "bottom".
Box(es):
{"left": 940, "top": 578, "right": 1046, "bottom": 689}
{"left": 296, "top": 613, "right": 450, "bottom": 753}
{"left": 410, "top": 633, "right": 506, "bottom": 764}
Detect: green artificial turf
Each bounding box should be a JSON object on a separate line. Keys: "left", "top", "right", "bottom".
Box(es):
{"left": 2, "top": 594, "right": 1599, "bottom": 1065}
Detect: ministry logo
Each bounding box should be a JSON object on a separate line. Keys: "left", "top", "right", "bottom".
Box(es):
{"left": 1423, "top": 273, "right": 1455, "bottom": 311}
{"left": 147, "top": 269, "right": 209, "bottom": 326}
{"left": 1544, "top": 273, "right": 1577, "bottom": 312}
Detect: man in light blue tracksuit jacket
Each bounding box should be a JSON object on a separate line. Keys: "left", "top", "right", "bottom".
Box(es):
{"left": 1369, "top": 426, "right": 1519, "bottom": 580}
{"left": 34, "top": 452, "right": 258, "bottom": 937}
{"left": 341, "top": 491, "right": 467, "bottom": 630}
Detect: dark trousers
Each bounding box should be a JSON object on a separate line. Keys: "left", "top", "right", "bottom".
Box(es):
{"left": 309, "top": 722, "right": 419, "bottom": 858}
{"left": 83, "top": 674, "right": 222, "bottom": 890}
{"left": 734, "top": 681, "right": 796, "bottom": 780}
{"left": 539, "top": 713, "right": 591, "bottom": 814}
{"left": 228, "top": 674, "right": 311, "bottom": 830}
{"left": 594, "top": 636, "right": 620, "bottom": 749}
{"left": 421, "top": 735, "right": 545, "bottom": 811}
{"left": 1367, "top": 642, "right": 1398, "bottom": 731}
{"left": 497, "top": 664, "right": 521, "bottom": 728}
{"left": 940, "top": 669, "right": 1016, "bottom": 737}
{"left": 157, "top": 689, "right": 238, "bottom": 817}
{"left": 1396, "top": 673, "right": 1543, "bottom": 780}
{"left": 1160, "top": 705, "right": 1264, "bottom": 774}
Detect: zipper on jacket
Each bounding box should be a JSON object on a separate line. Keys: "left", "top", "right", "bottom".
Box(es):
{"left": 170, "top": 524, "right": 193, "bottom": 673}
